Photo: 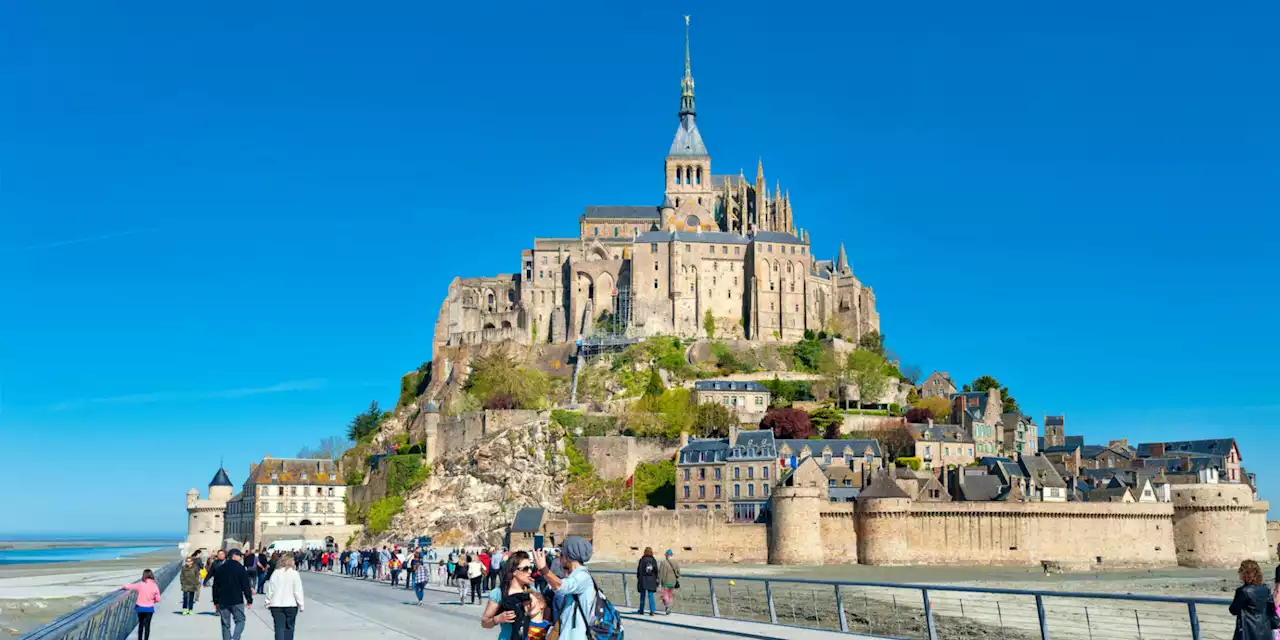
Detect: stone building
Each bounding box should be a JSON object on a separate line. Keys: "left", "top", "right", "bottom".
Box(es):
{"left": 676, "top": 428, "right": 777, "bottom": 519}
{"left": 222, "top": 457, "right": 354, "bottom": 550}
{"left": 999, "top": 412, "right": 1038, "bottom": 456}
{"left": 1137, "top": 439, "right": 1243, "bottom": 483}
{"left": 919, "top": 371, "right": 956, "bottom": 400}
{"left": 185, "top": 468, "right": 234, "bottom": 555}
{"left": 434, "top": 22, "right": 879, "bottom": 354}
{"left": 951, "top": 389, "right": 1003, "bottom": 456}
{"left": 907, "top": 423, "right": 975, "bottom": 471}
{"left": 691, "top": 380, "right": 770, "bottom": 424}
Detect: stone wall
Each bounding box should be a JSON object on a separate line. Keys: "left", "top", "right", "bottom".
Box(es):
{"left": 1267, "top": 521, "right": 1279, "bottom": 558}
{"left": 576, "top": 437, "right": 636, "bottom": 481}
{"left": 591, "top": 509, "right": 767, "bottom": 564}
{"left": 257, "top": 524, "right": 364, "bottom": 551}
{"left": 1171, "top": 484, "right": 1266, "bottom": 568}
{"left": 434, "top": 410, "right": 542, "bottom": 461}
{"left": 903, "top": 502, "right": 1176, "bottom": 570}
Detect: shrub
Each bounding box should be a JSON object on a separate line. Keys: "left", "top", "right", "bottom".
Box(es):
{"left": 693, "top": 402, "right": 737, "bottom": 438}
{"left": 484, "top": 392, "right": 517, "bottom": 410}
{"left": 344, "top": 468, "right": 365, "bottom": 486}
{"left": 791, "top": 336, "right": 823, "bottom": 372}
{"left": 905, "top": 407, "right": 933, "bottom": 423}
{"left": 912, "top": 396, "right": 951, "bottom": 422}
{"left": 760, "top": 377, "right": 813, "bottom": 403}
{"left": 809, "top": 407, "right": 844, "bottom": 439}
{"left": 761, "top": 406, "right": 814, "bottom": 439}
{"left": 366, "top": 496, "right": 405, "bottom": 534}
{"left": 896, "top": 456, "right": 922, "bottom": 471}
{"left": 466, "top": 348, "right": 551, "bottom": 409}
{"left": 634, "top": 459, "right": 676, "bottom": 508}
{"left": 397, "top": 363, "right": 431, "bottom": 409}
{"left": 384, "top": 455, "right": 431, "bottom": 496}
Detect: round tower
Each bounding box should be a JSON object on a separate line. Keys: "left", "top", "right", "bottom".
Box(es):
{"left": 767, "top": 484, "right": 825, "bottom": 564}
{"left": 208, "top": 467, "right": 234, "bottom": 503}
{"left": 856, "top": 473, "right": 912, "bottom": 565}
{"left": 1171, "top": 483, "right": 1260, "bottom": 568}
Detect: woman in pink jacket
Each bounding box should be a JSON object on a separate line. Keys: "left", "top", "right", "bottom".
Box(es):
{"left": 120, "top": 569, "right": 161, "bottom": 640}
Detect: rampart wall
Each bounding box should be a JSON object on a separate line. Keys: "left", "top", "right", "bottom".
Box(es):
{"left": 591, "top": 510, "right": 767, "bottom": 564}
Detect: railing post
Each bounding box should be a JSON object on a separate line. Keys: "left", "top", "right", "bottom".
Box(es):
{"left": 764, "top": 580, "right": 777, "bottom": 624}
{"left": 1187, "top": 602, "right": 1201, "bottom": 640}
{"left": 708, "top": 578, "right": 721, "bottom": 618}
{"left": 622, "top": 574, "right": 631, "bottom": 608}
{"left": 922, "top": 588, "right": 938, "bottom": 640}
{"left": 835, "top": 585, "right": 848, "bottom": 632}
{"left": 1035, "top": 594, "right": 1050, "bottom": 640}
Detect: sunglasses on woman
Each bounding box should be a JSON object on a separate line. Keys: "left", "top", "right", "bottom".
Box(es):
{"left": 516, "top": 565, "right": 534, "bottom": 573}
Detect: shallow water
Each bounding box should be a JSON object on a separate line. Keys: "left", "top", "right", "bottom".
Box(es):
{"left": 0, "top": 545, "right": 170, "bottom": 565}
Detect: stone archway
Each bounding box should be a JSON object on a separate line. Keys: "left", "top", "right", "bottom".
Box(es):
{"left": 299, "top": 519, "right": 313, "bottom": 526}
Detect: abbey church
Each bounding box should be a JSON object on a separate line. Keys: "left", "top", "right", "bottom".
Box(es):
{"left": 434, "top": 23, "right": 880, "bottom": 353}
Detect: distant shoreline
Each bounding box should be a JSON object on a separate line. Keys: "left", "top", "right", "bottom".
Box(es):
{"left": 0, "top": 539, "right": 181, "bottom": 552}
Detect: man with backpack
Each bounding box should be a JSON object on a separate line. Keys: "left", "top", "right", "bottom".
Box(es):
{"left": 533, "top": 536, "right": 623, "bottom": 640}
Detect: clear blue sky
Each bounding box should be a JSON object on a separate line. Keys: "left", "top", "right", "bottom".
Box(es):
{"left": 1, "top": 1, "right": 1275, "bottom": 535}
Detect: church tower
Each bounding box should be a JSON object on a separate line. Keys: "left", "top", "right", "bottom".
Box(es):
{"left": 663, "top": 17, "right": 716, "bottom": 232}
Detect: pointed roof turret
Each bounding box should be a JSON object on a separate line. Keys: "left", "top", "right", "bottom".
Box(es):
{"left": 756, "top": 158, "right": 764, "bottom": 184}
{"left": 209, "top": 467, "right": 233, "bottom": 487}
{"left": 836, "top": 243, "right": 850, "bottom": 274}
{"left": 668, "top": 16, "right": 707, "bottom": 157}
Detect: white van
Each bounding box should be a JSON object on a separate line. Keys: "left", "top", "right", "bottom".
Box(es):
{"left": 266, "top": 539, "right": 306, "bottom": 553}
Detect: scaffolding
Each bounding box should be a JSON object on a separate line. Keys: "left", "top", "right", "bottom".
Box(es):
{"left": 570, "top": 282, "right": 638, "bottom": 405}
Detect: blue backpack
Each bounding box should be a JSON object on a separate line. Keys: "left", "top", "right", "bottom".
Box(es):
{"left": 571, "top": 578, "right": 624, "bottom": 640}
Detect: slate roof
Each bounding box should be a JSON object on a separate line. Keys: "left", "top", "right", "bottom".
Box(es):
{"left": 775, "top": 439, "right": 882, "bottom": 460}
{"left": 1137, "top": 455, "right": 1224, "bottom": 474}
{"left": 1081, "top": 445, "right": 1133, "bottom": 461}
{"left": 908, "top": 423, "right": 973, "bottom": 443}
{"left": 1045, "top": 416, "right": 1065, "bottom": 426}
{"left": 210, "top": 468, "right": 234, "bottom": 487}
{"left": 250, "top": 458, "right": 345, "bottom": 487}
{"left": 635, "top": 230, "right": 751, "bottom": 245}
{"left": 710, "top": 174, "right": 747, "bottom": 188}
{"left": 679, "top": 438, "right": 731, "bottom": 464}
{"left": 669, "top": 117, "right": 709, "bottom": 156}
{"left": 583, "top": 206, "right": 661, "bottom": 220}
{"left": 1086, "top": 487, "right": 1132, "bottom": 503}
{"left": 694, "top": 380, "right": 770, "bottom": 393}
{"left": 511, "top": 507, "right": 545, "bottom": 533}
{"left": 729, "top": 430, "right": 777, "bottom": 460}
{"left": 1020, "top": 454, "right": 1067, "bottom": 489}
{"left": 751, "top": 231, "right": 806, "bottom": 245}
{"left": 958, "top": 474, "right": 1004, "bottom": 501}
{"left": 1136, "top": 439, "right": 1237, "bottom": 458}
{"left": 858, "top": 472, "right": 911, "bottom": 499}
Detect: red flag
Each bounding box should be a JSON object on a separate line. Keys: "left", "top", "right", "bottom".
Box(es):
{"left": 625, "top": 475, "right": 634, "bottom": 488}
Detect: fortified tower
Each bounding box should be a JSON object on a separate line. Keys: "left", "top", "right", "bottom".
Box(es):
{"left": 1171, "top": 483, "right": 1269, "bottom": 568}
{"left": 856, "top": 473, "right": 913, "bottom": 565}
{"left": 768, "top": 458, "right": 826, "bottom": 565}
{"left": 184, "top": 467, "right": 234, "bottom": 554}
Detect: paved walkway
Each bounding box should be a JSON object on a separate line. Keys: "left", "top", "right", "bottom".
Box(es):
{"left": 148, "top": 569, "right": 864, "bottom": 639}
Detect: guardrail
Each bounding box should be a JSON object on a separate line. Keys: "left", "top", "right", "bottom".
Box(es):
{"left": 590, "top": 569, "right": 1237, "bottom": 640}
{"left": 21, "top": 560, "right": 182, "bottom": 640}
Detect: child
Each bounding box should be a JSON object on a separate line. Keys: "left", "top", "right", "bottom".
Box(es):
{"left": 498, "top": 590, "right": 550, "bottom": 640}
{"left": 120, "top": 569, "right": 160, "bottom": 640}
{"left": 524, "top": 592, "right": 551, "bottom": 640}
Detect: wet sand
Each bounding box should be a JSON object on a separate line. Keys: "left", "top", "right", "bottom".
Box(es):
{"left": 0, "top": 548, "right": 179, "bottom": 637}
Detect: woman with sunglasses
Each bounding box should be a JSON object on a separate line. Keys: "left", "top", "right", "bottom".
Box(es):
{"left": 479, "top": 551, "right": 535, "bottom": 638}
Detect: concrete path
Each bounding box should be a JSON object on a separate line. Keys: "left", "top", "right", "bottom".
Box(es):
{"left": 148, "top": 569, "right": 865, "bottom": 639}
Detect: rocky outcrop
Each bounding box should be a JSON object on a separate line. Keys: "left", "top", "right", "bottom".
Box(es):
{"left": 364, "top": 413, "right": 572, "bottom": 547}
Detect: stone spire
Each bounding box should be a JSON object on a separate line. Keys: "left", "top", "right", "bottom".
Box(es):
{"left": 679, "top": 15, "right": 696, "bottom": 119}
{"left": 836, "top": 243, "right": 850, "bottom": 274}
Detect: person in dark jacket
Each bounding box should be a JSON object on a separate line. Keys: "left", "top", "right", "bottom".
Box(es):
{"left": 1228, "top": 559, "right": 1279, "bottom": 640}
{"left": 635, "top": 547, "right": 659, "bottom": 616}
{"left": 212, "top": 549, "right": 255, "bottom": 640}
{"left": 178, "top": 557, "right": 201, "bottom": 614}
{"left": 204, "top": 550, "right": 226, "bottom": 587}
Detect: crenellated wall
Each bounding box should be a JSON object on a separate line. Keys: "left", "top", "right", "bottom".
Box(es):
{"left": 1171, "top": 484, "right": 1267, "bottom": 568}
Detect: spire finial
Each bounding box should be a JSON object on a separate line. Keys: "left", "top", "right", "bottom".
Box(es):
{"left": 679, "top": 16, "right": 696, "bottom": 119}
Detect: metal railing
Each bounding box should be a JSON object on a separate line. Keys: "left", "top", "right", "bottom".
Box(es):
{"left": 21, "top": 560, "right": 182, "bottom": 640}
{"left": 590, "top": 569, "right": 1237, "bottom": 640}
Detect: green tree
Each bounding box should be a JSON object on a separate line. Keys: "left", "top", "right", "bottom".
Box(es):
{"left": 816, "top": 347, "right": 847, "bottom": 407}
{"left": 969, "top": 375, "right": 1019, "bottom": 413}
{"left": 465, "top": 348, "right": 551, "bottom": 409}
{"left": 693, "top": 401, "right": 737, "bottom": 438}
{"left": 655, "top": 388, "right": 695, "bottom": 437}
{"left": 346, "top": 401, "right": 384, "bottom": 442}
{"left": 809, "top": 407, "right": 844, "bottom": 439}
{"left": 703, "top": 310, "right": 715, "bottom": 339}
{"left": 643, "top": 367, "right": 665, "bottom": 398}
{"left": 791, "top": 335, "right": 824, "bottom": 372}
{"left": 858, "top": 330, "right": 885, "bottom": 356}
{"left": 847, "top": 350, "right": 890, "bottom": 408}
{"left": 911, "top": 395, "right": 952, "bottom": 422}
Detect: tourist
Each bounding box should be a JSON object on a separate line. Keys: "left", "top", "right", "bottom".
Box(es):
{"left": 533, "top": 536, "right": 596, "bottom": 640}
{"left": 379, "top": 546, "right": 391, "bottom": 580}
{"left": 265, "top": 554, "right": 305, "bottom": 640}
{"left": 255, "top": 551, "right": 269, "bottom": 594}
{"left": 1228, "top": 559, "right": 1279, "bottom": 640}
{"left": 119, "top": 569, "right": 160, "bottom": 640}
{"left": 411, "top": 555, "right": 431, "bottom": 606}
{"left": 389, "top": 554, "right": 402, "bottom": 587}
{"left": 468, "top": 554, "right": 487, "bottom": 604}
{"left": 488, "top": 549, "right": 503, "bottom": 592}
{"left": 213, "top": 549, "right": 255, "bottom": 640}
{"left": 635, "top": 547, "right": 659, "bottom": 616}
{"left": 204, "top": 549, "right": 226, "bottom": 588}
{"left": 479, "top": 550, "right": 535, "bottom": 638}
{"left": 179, "top": 557, "right": 201, "bottom": 614}
{"left": 658, "top": 548, "right": 680, "bottom": 615}
{"left": 478, "top": 549, "right": 492, "bottom": 591}
{"left": 454, "top": 555, "right": 471, "bottom": 604}
{"left": 244, "top": 549, "right": 258, "bottom": 591}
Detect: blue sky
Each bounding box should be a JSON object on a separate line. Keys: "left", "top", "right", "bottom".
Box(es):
{"left": 1, "top": 1, "right": 1276, "bottom": 535}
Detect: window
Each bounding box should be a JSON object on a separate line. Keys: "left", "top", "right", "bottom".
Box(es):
{"left": 683, "top": 468, "right": 690, "bottom": 481}
{"left": 594, "top": 227, "right": 599, "bottom": 236}
{"left": 769, "top": 302, "right": 774, "bottom": 311}
{"left": 689, "top": 283, "right": 694, "bottom": 293}
{"left": 698, "top": 485, "right": 705, "bottom": 498}
{"left": 733, "top": 484, "right": 741, "bottom": 498}
{"left": 844, "top": 479, "right": 853, "bottom": 487}
{"left": 747, "top": 467, "right": 754, "bottom": 479}
{"left": 276, "top": 503, "right": 283, "bottom": 513}
{"left": 763, "top": 484, "right": 770, "bottom": 496}
{"left": 302, "top": 503, "right": 310, "bottom": 513}
{"left": 762, "top": 465, "right": 770, "bottom": 479}
{"left": 542, "top": 256, "right": 548, "bottom": 265}
{"left": 734, "top": 247, "right": 740, "bottom": 255}
{"left": 696, "top": 166, "right": 702, "bottom": 184}
{"left": 714, "top": 468, "right": 721, "bottom": 480}
{"left": 538, "top": 270, "right": 543, "bottom": 279}
{"left": 651, "top": 243, "right": 658, "bottom": 253}
{"left": 767, "top": 245, "right": 773, "bottom": 253}
{"left": 698, "top": 468, "right": 706, "bottom": 480}
{"left": 676, "top": 166, "right": 683, "bottom": 184}
{"left": 290, "top": 487, "right": 297, "bottom": 496}
{"left": 722, "top": 246, "right": 728, "bottom": 254}
{"left": 654, "top": 279, "right": 659, "bottom": 290}
{"left": 748, "top": 484, "right": 755, "bottom": 497}
{"left": 683, "top": 486, "right": 690, "bottom": 499}
{"left": 714, "top": 485, "right": 721, "bottom": 498}
{"left": 260, "top": 502, "right": 267, "bottom": 512}
{"left": 823, "top": 453, "right": 832, "bottom": 466}
{"left": 328, "top": 487, "right": 334, "bottom": 497}
{"left": 654, "top": 261, "right": 659, "bottom": 271}
{"left": 277, "top": 487, "right": 283, "bottom": 496}
{"left": 828, "top": 479, "right": 836, "bottom": 487}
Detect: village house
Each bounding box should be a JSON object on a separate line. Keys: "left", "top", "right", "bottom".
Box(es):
{"left": 692, "top": 380, "right": 771, "bottom": 424}
{"left": 907, "top": 422, "right": 976, "bottom": 471}
{"left": 919, "top": 371, "right": 957, "bottom": 399}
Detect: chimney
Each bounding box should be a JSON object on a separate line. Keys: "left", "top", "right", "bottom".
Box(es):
{"left": 679, "top": 431, "right": 690, "bottom": 449}
{"left": 1108, "top": 439, "right": 1128, "bottom": 450}
{"left": 1149, "top": 443, "right": 1166, "bottom": 458}
{"left": 729, "top": 425, "right": 740, "bottom": 446}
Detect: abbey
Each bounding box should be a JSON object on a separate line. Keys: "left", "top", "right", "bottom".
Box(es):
{"left": 435, "top": 25, "right": 879, "bottom": 352}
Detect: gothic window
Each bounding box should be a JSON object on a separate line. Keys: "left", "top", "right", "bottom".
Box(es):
{"left": 770, "top": 281, "right": 775, "bottom": 291}
{"left": 676, "top": 166, "right": 683, "bottom": 184}
{"left": 675, "top": 198, "right": 681, "bottom": 207}
{"left": 507, "top": 290, "right": 515, "bottom": 302}
{"left": 773, "top": 262, "right": 779, "bottom": 272}
{"left": 696, "top": 166, "right": 702, "bottom": 184}
{"left": 689, "top": 283, "right": 694, "bottom": 293}
{"left": 487, "top": 292, "right": 495, "bottom": 308}
{"left": 613, "top": 227, "right": 619, "bottom": 237}
{"left": 786, "top": 263, "right": 792, "bottom": 274}
{"left": 770, "top": 302, "right": 774, "bottom": 311}
{"left": 697, "top": 197, "right": 702, "bottom": 205}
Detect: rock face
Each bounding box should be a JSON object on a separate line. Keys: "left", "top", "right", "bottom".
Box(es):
{"left": 371, "top": 414, "right": 572, "bottom": 548}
